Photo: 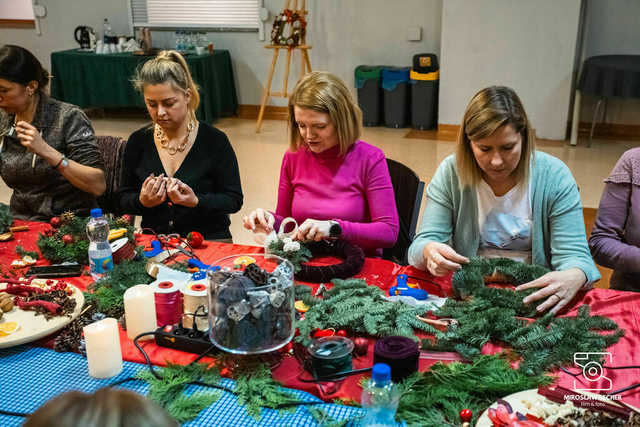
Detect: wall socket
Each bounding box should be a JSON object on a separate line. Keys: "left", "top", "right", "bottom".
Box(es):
{"left": 407, "top": 26, "right": 422, "bottom": 41}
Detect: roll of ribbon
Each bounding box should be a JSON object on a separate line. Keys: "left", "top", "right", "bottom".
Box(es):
{"left": 307, "top": 336, "right": 354, "bottom": 379}
{"left": 110, "top": 237, "right": 135, "bottom": 265}
{"left": 152, "top": 281, "right": 183, "bottom": 326}
{"left": 373, "top": 336, "right": 420, "bottom": 382}
{"left": 182, "top": 282, "right": 209, "bottom": 331}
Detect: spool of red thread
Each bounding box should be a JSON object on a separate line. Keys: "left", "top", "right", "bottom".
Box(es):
{"left": 152, "top": 281, "right": 183, "bottom": 326}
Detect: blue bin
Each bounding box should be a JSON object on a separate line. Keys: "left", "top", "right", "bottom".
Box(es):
{"left": 382, "top": 67, "right": 411, "bottom": 128}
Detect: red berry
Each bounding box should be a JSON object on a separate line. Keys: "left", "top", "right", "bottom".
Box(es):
{"left": 336, "top": 330, "right": 347, "bottom": 337}
{"left": 62, "top": 234, "right": 74, "bottom": 244}
{"left": 121, "top": 214, "right": 134, "bottom": 225}
{"left": 50, "top": 217, "right": 61, "bottom": 228}
{"left": 459, "top": 409, "right": 473, "bottom": 423}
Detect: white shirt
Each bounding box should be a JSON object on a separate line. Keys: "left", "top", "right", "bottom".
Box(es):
{"left": 476, "top": 179, "right": 532, "bottom": 263}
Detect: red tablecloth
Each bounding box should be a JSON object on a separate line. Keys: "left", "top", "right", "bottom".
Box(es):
{"left": 2, "top": 220, "right": 640, "bottom": 408}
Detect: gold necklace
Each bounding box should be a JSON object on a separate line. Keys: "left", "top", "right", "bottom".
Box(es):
{"left": 155, "top": 121, "right": 194, "bottom": 155}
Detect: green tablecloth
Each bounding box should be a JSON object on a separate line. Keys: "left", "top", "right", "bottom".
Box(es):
{"left": 50, "top": 49, "right": 237, "bottom": 124}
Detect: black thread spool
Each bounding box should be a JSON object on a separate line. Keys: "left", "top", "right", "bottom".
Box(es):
{"left": 307, "top": 336, "right": 354, "bottom": 379}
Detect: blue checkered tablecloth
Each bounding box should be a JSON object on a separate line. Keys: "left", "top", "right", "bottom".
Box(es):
{"left": 0, "top": 346, "right": 365, "bottom": 426}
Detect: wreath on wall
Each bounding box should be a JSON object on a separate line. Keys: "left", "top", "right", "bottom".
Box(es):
{"left": 270, "top": 8, "right": 307, "bottom": 46}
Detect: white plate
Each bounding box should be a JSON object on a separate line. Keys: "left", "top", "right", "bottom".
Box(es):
{"left": 477, "top": 387, "right": 639, "bottom": 426}
{"left": 0, "top": 280, "right": 84, "bottom": 348}
{"left": 477, "top": 389, "right": 542, "bottom": 427}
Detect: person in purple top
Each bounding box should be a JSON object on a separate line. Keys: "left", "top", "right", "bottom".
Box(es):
{"left": 590, "top": 147, "right": 640, "bottom": 291}
{"left": 243, "top": 71, "right": 399, "bottom": 257}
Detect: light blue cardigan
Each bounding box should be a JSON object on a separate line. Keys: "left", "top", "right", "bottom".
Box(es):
{"left": 408, "top": 151, "right": 601, "bottom": 285}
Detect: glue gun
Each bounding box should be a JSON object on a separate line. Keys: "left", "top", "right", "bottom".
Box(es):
{"left": 388, "top": 274, "right": 428, "bottom": 300}
{"left": 187, "top": 258, "right": 220, "bottom": 280}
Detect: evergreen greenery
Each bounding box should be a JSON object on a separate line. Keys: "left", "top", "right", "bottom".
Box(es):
{"left": 37, "top": 215, "right": 135, "bottom": 264}
{"left": 395, "top": 354, "right": 553, "bottom": 426}
{"left": 451, "top": 257, "right": 549, "bottom": 299}
{"left": 15, "top": 245, "right": 39, "bottom": 260}
{"left": 135, "top": 362, "right": 301, "bottom": 423}
{"left": 84, "top": 258, "right": 151, "bottom": 317}
{"left": 295, "top": 279, "right": 440, "bottom": 346}
{"left": 234, "top": 363, "right": 299, "bottom": 419}
{"left": 268, "top": 238, "right": 312, "bottom": 272}
{"left": 424, "top": 257, "right": 625, "bottom": 375}
{"left": 0, "top": 203, "right": 12, "bottom": 233}
{"left": 135, "top": 363, "right": 221, "bottom": 424}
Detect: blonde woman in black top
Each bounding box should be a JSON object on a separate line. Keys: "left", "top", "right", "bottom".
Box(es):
{"left": 119, "top": 50, "right": 242, "bottom": 240}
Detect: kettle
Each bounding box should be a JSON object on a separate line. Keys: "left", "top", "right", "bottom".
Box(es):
{"left": 75, "top": 26, "right": 96, "bottom": 51}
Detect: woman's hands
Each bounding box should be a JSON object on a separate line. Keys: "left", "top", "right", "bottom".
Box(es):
{"left": 422, "top": 242, "right": 469, "bottom": 276}
{"left": 243, "top": 208, "right": 275, "bottom": 233}
{"left": 139, "top": 174, "right": 166, "bottom": 207}
{"left": 166, "top": 177, "right": 198, "bottom": 207}
{"left": 14, "top": 121, "right": 49, "bottom": 156}
{"left": 139, "top": 175, "right": 198, "bottom": 208}
{"left": 295, "top": 219, "right": 332, "bottom": 242}
{"left": 516, "top": 268, "right": 587, "bottom": 314}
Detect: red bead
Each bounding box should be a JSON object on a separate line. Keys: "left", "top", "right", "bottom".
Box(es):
{"left": 459, "top": 409, "right": 473, "bottom": 422}
{"left": 336, "top": 330, "right": 347, "bottom": 337}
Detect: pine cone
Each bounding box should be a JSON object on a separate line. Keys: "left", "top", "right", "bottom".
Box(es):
{"left": 60, "top": 211, "right": 76, "bottom": 224}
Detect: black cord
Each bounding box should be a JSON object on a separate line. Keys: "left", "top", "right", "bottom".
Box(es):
{"left": 0, "top": 331, "right": 333, "bottom": 420}
{"left": 297, "top": 367, "right": 372, "bottom": 383}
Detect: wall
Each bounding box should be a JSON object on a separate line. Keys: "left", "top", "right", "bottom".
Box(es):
{"left": 0, "top": 0, "right": 129, "bottom": 72}
{"left": 1, "top": 0, "right": 442, "bottom": 107}
{"left": 438, "top": 0, "right": 581, "bottom": 140}
{"left": 152, "top": 0, "right": 442, "bottom": 105}
{"left": 578, "top": 0, "right": 640, "bottom": 125}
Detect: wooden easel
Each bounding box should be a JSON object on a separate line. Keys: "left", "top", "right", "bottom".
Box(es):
{"left": 255, "top": 0, "right": 312, "bottom": 133}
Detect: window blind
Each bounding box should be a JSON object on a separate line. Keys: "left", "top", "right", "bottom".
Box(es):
{"left": 130, "top": 0, "right": 258, "bottom": 29}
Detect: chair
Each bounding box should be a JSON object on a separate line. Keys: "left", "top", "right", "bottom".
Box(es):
{"left": 95, "top": 135, "right": 127, "bottom": 216}
{"left": 383, "top": 159, "right": 425, "bottom": 265}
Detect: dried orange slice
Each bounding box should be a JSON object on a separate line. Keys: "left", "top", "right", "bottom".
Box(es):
{"left": 0, "top": 321, "right": 20, "bottom": 336}
{"left": 233, "top": 256, "right": 256, "bottom": 267}
{"left": 294, "top": 300, "right": 309, "bottom": 313}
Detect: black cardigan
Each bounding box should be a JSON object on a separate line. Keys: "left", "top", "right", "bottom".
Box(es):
{"left": 119, "top": 122, "right": 243, "bottom": 240}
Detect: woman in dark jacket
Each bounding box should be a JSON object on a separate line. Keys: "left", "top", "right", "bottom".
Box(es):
{"left": 0, "top": 45, "right": 105, "bottom": 220}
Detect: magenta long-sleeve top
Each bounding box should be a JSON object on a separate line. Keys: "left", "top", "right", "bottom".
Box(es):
{"left": 273, "top": 141, "right": 399, "bottom": 257}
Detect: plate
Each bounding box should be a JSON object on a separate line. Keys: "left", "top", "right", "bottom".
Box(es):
{"left": 0, "top": 280, "right": 84, "bottom": 348}
{"left": 477, "top": 389, "right": 541, "bottom": 427}
{"left": 477, "top": 388, "right": 640, "bottom": 426}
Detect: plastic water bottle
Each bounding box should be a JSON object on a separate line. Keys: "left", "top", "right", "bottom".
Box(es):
{"left": 86, "top": 208, "right": 113, "bottom": 281}
{"left": 361, "top": 363, "right": 400, "bottom": 427}
{"left": 103, "top": 18, "right": 114, "bottom": 43}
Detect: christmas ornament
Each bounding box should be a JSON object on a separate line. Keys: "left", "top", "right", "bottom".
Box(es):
{"left": 62, "top": 234, "right": 74, "bottom": 244}
{"left": 187, "top": 231, "right": 204, "bottom": 248}
{"left": 50, "top": 216, "right": 61, "bottom": 228}
{"left": 336, "top": 329, "right": 347, "bottom": 337}
{"left": 459, "top": 408, "right": 473, "bottom": 423}
{"left": 353, "top": 337, "right": 369, "bottom": 356}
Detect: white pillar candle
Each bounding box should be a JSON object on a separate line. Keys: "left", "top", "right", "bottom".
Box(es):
{"left": 83, "top": 318, "right": 122, "bottom": 378}
{"left": 124, "top": 284, "right": 157, "bottom": 340}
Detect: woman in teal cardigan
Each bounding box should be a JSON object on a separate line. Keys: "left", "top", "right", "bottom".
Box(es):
{"left": 408, "top": 86, "right": 599, "bottom": 315}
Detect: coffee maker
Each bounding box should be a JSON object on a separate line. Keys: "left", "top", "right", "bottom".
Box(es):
{"left": 74, "top": 26, "right": 96, "bottom": 51}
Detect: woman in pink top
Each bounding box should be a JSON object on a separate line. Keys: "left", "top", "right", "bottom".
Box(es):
{"left": 243, "top": 71, "right": 399, "bottom": 256}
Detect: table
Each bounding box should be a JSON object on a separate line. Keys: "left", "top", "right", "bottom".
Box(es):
{"left": 1, "top": 220, "right": 640, "bottom": 423}
{"left": 569, "top": 55, "right": 640, "bottom": 146}
{"left": 50, "top": 49, "right": 238, "bottom": 124}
